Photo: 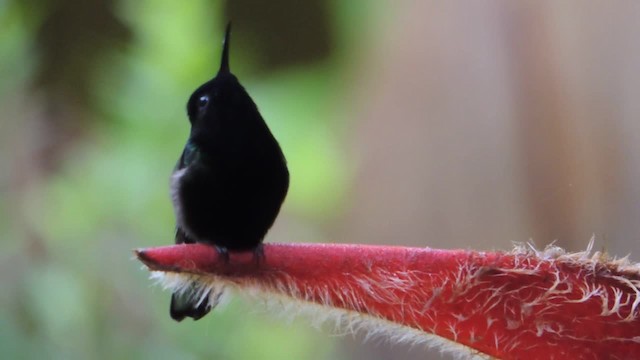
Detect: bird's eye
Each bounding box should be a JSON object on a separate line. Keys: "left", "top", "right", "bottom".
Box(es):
{"left": 198, "top": 95, "right": 209, "bottom": 109}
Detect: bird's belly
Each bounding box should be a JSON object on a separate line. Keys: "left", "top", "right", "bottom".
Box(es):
{"left": 175, "top": 168, "right": 286, "bottom": 250}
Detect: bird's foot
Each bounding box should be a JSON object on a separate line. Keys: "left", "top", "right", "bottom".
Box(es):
{"left": 213, "top": 244, "right": 263, "bottom": 266}
{"left": 253, "top": 244, "right": 265, "bottom": 266}
{"left": 215, "top": 245, "right": 230, "bottom": 263}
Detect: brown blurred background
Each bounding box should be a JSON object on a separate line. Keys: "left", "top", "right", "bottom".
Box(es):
{"left": 1, "top": 1, "right": 640, "bottom": 359}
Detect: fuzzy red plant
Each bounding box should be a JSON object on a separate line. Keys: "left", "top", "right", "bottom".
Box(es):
{"left": 136, "top": 241, "right": 640, "bottom": 359}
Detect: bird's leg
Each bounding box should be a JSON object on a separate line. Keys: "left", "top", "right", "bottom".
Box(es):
{"left": 215, "top": 245, "right": 230, "bottom": 263}
{"left": 175, "top": 227, "right": 193, "bottom": 244}
{"left": 253, "top": 243, "right": 265, "bottom": 265}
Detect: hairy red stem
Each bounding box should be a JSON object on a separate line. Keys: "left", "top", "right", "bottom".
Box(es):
{"left": 136, "top": 243, "right": 640, "bottom": 359}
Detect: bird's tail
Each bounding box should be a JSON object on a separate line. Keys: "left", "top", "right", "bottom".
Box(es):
{"left": 170, "top": 283, "right": 224, "bottom": 321}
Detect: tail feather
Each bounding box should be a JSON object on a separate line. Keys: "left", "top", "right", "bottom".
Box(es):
{"left": 170, "top": 288, "right": 213, "bottom": 321}
{"left": 170, "top": 229, "right": 227, "bottom": 321}
{"left": 169, "top": 281, "right": 226, "bottom": 321}
{"left": 170, "top": 228, "right": 216, "bottom": 321}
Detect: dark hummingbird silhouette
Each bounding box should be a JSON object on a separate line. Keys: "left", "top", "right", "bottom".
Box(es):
{"left": 169, "top": 23, "right": 290, "bottom": 321}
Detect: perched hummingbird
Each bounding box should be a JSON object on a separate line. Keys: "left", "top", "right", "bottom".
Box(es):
{"left": 169, "top": 23, "right": 290, "bottom": 321}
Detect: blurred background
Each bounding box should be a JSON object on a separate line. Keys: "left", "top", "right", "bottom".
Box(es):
{"left": 2, "top": 1, "right": 640, "bottom": 359}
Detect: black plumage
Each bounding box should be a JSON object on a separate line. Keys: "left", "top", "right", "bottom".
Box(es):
{"left": 169, "top": 23, "right": 289, "bottom": 321}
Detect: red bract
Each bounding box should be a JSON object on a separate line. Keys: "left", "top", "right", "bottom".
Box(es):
{"left": 136, "top": 242, "right": 640, "bottom": 359}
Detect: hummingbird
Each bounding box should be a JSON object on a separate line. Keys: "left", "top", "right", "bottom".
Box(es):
{"left": 169, "top": 23, "right": 290, "bottom": 321}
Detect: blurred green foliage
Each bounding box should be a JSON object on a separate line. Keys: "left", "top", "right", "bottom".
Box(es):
{"left": 0, "top": 1, "right": 385, "bottom": 358}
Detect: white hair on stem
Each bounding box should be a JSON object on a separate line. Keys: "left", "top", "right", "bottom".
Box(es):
{"left": 150, "top": 271, "right": 491, "bottom": 360}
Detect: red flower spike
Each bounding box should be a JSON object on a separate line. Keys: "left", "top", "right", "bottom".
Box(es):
{"left": 136, "top": 242, "right": 640, "bottom": 359}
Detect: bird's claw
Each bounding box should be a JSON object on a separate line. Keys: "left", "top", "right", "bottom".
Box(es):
{"left": 215, "top": 245, "right": 230, "bottom": 263}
